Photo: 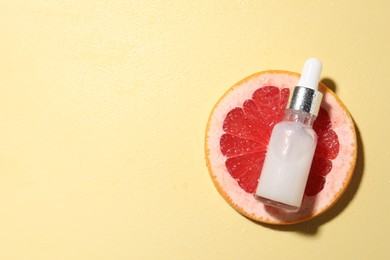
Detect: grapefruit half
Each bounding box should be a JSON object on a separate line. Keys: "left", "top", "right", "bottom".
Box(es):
{"left": 205, "top": 70, "right": 357, "bottom": 224}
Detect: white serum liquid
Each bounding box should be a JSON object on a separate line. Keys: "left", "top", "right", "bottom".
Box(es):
{"left": 255, "top": 121, "right": 317, "bottom": 211}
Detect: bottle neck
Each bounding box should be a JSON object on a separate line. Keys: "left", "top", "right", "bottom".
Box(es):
{"left": 284, "top": 109, "right": 316, "bottom": 127}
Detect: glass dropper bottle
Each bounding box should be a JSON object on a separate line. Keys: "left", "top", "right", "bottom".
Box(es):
{"left": 255, "top": 58, "right": 323, "bottom": 212}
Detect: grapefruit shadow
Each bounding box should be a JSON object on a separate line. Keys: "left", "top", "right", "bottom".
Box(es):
{"left": 252, "top": 78, "right": 364, "bottom": 235}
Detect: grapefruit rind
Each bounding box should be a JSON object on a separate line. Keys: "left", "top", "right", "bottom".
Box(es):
{"left": 205, "top": 70, "right": 357, "bottom": 224}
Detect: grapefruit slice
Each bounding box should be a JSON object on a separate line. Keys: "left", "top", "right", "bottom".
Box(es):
{"left": 205, "top": 70, "right": 357, "bottom": 224}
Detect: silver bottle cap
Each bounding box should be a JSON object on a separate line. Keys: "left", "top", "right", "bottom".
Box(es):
{"left": 287, "top": 86, "right": 323, "bottom": 117}
{"left": 287, "top": 58, "right": 323, "bottom": 117}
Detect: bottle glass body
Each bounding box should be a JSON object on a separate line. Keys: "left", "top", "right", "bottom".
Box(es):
{"left": 255, "top": 109, "right": 317, "bottom": 212}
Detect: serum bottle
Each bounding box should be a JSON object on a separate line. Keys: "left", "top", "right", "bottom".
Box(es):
{"left": 255, "top": 58, "right": 323, "bottom": 212}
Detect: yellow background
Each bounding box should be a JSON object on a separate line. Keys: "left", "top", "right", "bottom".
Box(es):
{"left": 0, "top": 1, "right": 388, "bottom": 259}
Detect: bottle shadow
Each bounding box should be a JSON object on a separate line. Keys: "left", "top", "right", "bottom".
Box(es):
{"left": 321, "top": 78, "right": 337, "bottom": 92}
{"left": 249, "top": 78, "right": 364, "bottom": 235}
